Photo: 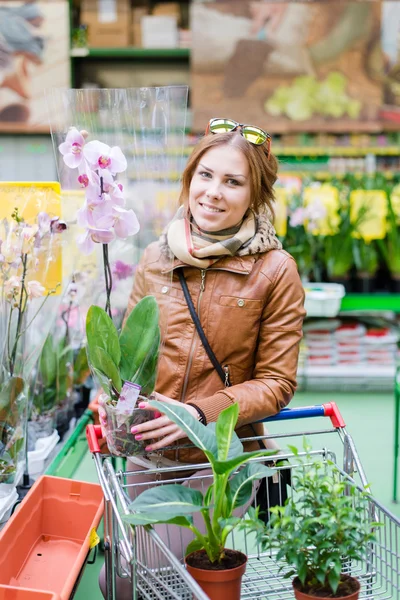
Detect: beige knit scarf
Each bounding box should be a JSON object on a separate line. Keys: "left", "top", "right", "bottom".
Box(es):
{"left": 165, "top": 205, "right": 282, "bottom": 267}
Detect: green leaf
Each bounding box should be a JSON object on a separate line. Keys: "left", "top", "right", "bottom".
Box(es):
{"left": 230, "top": 463, "right": 275, "bottom": 510}
{"left": 73, "top": 345, "right": 90, "bottom": 385}
{"left": 127, "top": 485, "right": 204, "bottom": 522}
{"left": 214, "top": 449, "right": 277, "bottom": 476}
{"left": 86, "top": 305, "right": 121, "bottom": 367}
{"left": 215, "top": 404, "right": 239, "bottom": 461}
{"left": 207, "top": 422, "right": 243, "bottom": 460}
{"left": 39, "top": 335, "right": 57, "bottom": 387}
{"left": 90, "top": 347, "right": 122, "bottom": 393}
{"left": 0, "top": 376, "right": 25, "bottom": 422}
{"left": 119, "top": 296, "right": 160, "bottom": 382}
{"left": 132, "top": 329, "right": 160, "bottom": 394}
{"left": 149, "top": 400, "right": 218, "bottom": 460}
{"left": 185, "top": 538, "right": 205, "bottom": 556}
{"left": 327, "top": 569, "right": 340, "bottom": 594}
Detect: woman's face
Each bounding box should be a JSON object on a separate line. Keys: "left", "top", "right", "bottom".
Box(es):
{"left": 188, "top": 145, "right": 251, "bottom": 232}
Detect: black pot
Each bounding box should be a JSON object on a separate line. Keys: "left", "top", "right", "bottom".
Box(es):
{"left": 354, "top": 275, "right": 376, "bottom": 294}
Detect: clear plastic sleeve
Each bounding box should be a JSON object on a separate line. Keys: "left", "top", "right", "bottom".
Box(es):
{"left": 47, "top": 86, "right": 189, "bottom": 456}
{"left": 0, "top": 184, "right": 69, "bottom": 490}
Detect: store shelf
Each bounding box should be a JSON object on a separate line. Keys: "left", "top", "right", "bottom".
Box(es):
{"left": 298, "top": 363, "right": 396, "bottom": 392}
{"left": 70, "top": 47, "right": 190, "bottom": 59}
{"left": 273, "top": 146, "right": 400, "bottom": 156}
{"left": 340, "top": 294, "right": 400, "bottom": 313}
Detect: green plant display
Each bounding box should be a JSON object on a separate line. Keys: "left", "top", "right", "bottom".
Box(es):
{"left": 0, "top": 369, "right": 26, "bottom": 484}
{"left": 261, "top": 443, "right": 379, "bottom": 597}
{"left": 123, "top": 401, "right": 275, "bottom": 565}
{"left": 32, "top": 334, "right": 74, "bottom": 415}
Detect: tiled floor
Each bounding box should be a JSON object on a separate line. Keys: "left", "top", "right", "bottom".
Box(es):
{"left": 73, "top": 390, "right": 400, "bottom": 599}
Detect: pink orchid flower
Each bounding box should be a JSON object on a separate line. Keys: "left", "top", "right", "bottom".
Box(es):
{"left": 289, "top": 208, "right": 306, "bottom": 228}
{"left": 83, "top": 140, "right": 127, "bottom": 174}
{"left": 26, "top": 280, "right": 46, "bottom": 299}
{"left": 112, "top": 206, "right": 140, "bottom": 239}
{"left": 59, "top": 128, "right": 86, "bottom": 169}
{"left": 76, "top": 228, "right": 115, "bottom": 255}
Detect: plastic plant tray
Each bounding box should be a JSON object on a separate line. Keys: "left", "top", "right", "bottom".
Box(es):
{"left": 0, "top": 476, "right": 103, "bottom": 600}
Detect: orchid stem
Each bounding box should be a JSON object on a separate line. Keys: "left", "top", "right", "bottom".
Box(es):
{"left": 99, "top": 176, "right": 113, "bottom": 319}
{"left": 9, "top": 253, "right": 28, "bottom": 375}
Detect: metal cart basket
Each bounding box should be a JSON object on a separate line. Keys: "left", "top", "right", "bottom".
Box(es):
{"left": 86, "top": 403, "right": 400, "bottom": 600}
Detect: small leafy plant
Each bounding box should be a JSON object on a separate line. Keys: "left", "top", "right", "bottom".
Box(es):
{"left": 124, "top": 401, "right": 275, "bottom": 566}
{"left": 260, "top": 444, "right": 379, "bottom": 597}
{"left": 86, "top": 295, "right": 160, "bottom": 456}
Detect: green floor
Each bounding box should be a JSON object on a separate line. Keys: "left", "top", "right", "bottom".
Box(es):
{"left": 72, "top": 390, "right": 400, "bottom": 599}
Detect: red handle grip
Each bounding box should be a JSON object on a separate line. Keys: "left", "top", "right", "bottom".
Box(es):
{"left": 86, "top": 424, "right": 103, "bottom": 453}
{"left": 323, "top": 402, "right": 346, "bottom": 428}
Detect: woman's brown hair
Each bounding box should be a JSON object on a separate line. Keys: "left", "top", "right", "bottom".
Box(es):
{"left": 178, "top": 131, "right": 279, "bottom": 217}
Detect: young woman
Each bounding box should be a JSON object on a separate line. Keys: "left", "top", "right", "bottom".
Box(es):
{"left": 99, "top": 118, "right": 305, "bottom": 597}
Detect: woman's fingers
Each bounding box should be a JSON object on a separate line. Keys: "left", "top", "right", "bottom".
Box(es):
{"left": 135, "top": 423, "right": 178, "bottom": 442}
{"left": 145, "top": 430, "right": 183, "bottom": 452}
{"left": 131, "top": 415, "right": 169, "bottom": 434}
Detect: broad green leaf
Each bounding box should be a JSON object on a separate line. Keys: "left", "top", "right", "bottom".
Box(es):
{"left": 215, "top": 404, "right": 241, "bottom": 461}
{"left": 124, "top": 514, "right": 193, "bottom": 527}
{"left": 86, "top": 306, "right": 121, "bottom": 367}
{"left": 230, "top": 463, "right": 275, "bottom": 510}
{"left": 185, "top": 538, "right": 205, "bottom": 556}
{"left": 132, "top": 329, "right": 160, "bottom": 394}
{"left": 0, "top": 376, "right": 25, "bottom": 420}
{"left": 73, "top": 345, "right": 90, "bottom": 385}
{"left": 119, "top": 296, "right": 160, "bottom": 382}
{"left": 39, "top": 335, "right": 57, "bottom": 387}
{"left": 90, "top": 347, "right": 121, "bottom": 393}
{"left": 150, "top": 400, "right": 218, "bottom": 459}
{"left": 207, "top": 422, "right": 243, "bottom": 461}
{"left": 214, "top": 449, "right": 277, "bottom": 476}
{"left": 128, "top": 484, "right": 204, "bottom": 521}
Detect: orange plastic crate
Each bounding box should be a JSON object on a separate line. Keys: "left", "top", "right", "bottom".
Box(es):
{"left": 0, "top": 476, "right": 103, "bottom": 600}
{"left": 0, "top": 587, "right": 60, "bottom": 599}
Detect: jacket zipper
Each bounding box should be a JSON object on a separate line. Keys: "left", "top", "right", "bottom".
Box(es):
{"left": 181, "top": 269, "right": 206, "bottom": 401}
{"left": 224, "top": 365, "right": 230, "bottom": 387}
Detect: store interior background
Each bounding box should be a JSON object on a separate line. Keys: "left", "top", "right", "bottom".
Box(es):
{"left": 1, "top": 0, "right": 400, "bottom": 515}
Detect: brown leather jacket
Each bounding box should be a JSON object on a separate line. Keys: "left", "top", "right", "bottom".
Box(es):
{"left": 126, "top": 238, "right": 305, "bottom": 462}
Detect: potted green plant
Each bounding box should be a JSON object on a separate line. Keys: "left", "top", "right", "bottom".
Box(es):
{"left": 123, "top": 400, "right": 275, "bottom": 600}
{"left": 260, "top": 444, "right": 379, "bottom": 600}
{"left": 85, "top": 295, "right": 161, "bottom": 457}
{"left": 352, "top": 238, "right": 379, "bottom": 293}
{"left": 0, "top": 370, "right": 26, "bottom": 492}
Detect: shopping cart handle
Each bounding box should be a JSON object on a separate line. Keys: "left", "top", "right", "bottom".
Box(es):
{"left": 86, "top": 424, "right": 103, "bottom": 453}
{"left": 260, "top": 402, "right": 345, "bottom": 428}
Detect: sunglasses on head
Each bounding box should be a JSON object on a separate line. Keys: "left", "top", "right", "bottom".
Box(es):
{"left": 206, "top": 118, "right": 271, "bottom": 157}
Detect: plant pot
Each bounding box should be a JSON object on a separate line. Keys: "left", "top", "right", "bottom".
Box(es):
{"left": 0, "top": 475, "right": 103, "bottom": 599}
{"left": 103, "top": 400, "right": 155, "bottom": 457}
{"left": 185, "top": 549, "right": 247, "bottom": 600}
{"left": 354, "top": 274, "right": 376, "bottom": 293}
{"left": 292, "top": 575, "right": 360, "bottom": 600}
{"left": 390, "top": 274, "right": 400, "bottom": 293}
{"left": 0, "top": 586, "right": 60, "bottom": 599}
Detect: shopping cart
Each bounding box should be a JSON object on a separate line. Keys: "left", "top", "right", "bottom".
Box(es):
{"left": 86, "top": 403, "right": 400, "bottom": 600}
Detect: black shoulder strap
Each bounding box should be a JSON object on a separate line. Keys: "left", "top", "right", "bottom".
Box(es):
{"left": 178, "top": 269, "right": 231, "bottom": 387}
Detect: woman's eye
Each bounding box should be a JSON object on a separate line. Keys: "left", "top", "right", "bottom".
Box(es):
{"left": 227, "top": 178, "right": 240, "bottom": 186}
{"left": 199, "top": 171, "right": 212, "bottom": 179}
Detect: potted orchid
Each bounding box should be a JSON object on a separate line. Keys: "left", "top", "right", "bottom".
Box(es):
{"left": 0, "top": 208, "right": 66, "bottom": 491}
{"left": 58, "top": 128, "right": 163, "bottom": 456}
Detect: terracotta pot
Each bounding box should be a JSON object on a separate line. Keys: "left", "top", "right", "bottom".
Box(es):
{"left": 185, "top": 550, "right": 247, "bottom": 600}
{"left": 293, "top": 575, "right": 360, "bottom": 600}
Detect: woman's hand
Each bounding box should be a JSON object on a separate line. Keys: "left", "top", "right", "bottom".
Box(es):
{"left": 131, "top": 392, "right": 200, "bottom": 452}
